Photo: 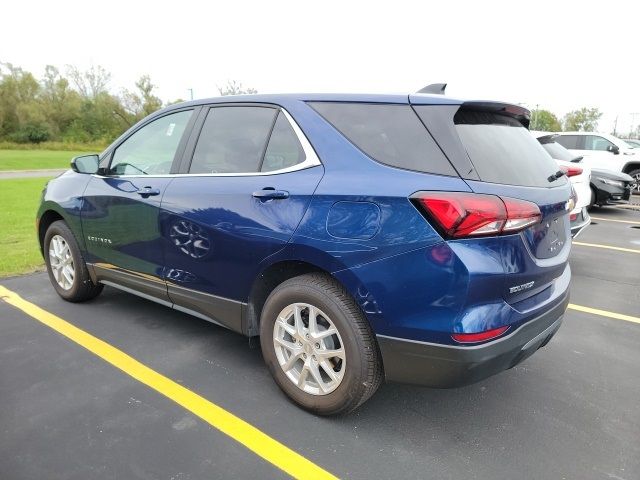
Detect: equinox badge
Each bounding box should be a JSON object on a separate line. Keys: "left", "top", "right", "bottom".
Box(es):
{"left": 509, "top": 281, "right": 535, "bottom": 293}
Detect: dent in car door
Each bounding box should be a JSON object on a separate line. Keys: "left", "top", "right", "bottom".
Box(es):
{"left": 82, "top": 109, "right": 194, "bottom": 301}
{"left": 159, "top": 106, "right": 324, "bottom": 333}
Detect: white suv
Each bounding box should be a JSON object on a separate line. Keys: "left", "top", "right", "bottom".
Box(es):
{"left": 553, "top": 132, "right": 640, "bottom": 192}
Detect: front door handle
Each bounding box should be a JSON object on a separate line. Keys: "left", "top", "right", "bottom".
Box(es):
{"left": 252, "top": 189, "right": 289, "bottom": 200}
{"left": 137, "top": 186, "right": 161, "bottom": 198}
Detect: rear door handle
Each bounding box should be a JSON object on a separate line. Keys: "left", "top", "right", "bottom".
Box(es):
{"left": 252, "top": 189, "right": 289, "bottom": 200}
{"left": 137, "top": 186, "right": 161, "bottom": 198}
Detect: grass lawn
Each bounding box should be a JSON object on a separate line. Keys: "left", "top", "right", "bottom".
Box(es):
{"left": 0, "top": 150, "right": 85, "bottom": 171}
{"left": 0, "top": 177, "right": 51, "bottom": 277}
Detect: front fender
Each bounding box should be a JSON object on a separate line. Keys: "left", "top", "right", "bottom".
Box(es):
{"left": 37, "top": 171, "right": 92, "bottom": 253}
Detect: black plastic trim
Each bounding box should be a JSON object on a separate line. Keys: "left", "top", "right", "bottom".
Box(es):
{"left": 377, "top": 292, "right": 569, "bottom": 387}
{"left": 91, "top": 263, "right": 245, "bottom": 335}
{"left": 167, "top": 283, "right": 244, "bottom": 335}
{"left": 92, "top": 264, "right": 170, "bottom": 302}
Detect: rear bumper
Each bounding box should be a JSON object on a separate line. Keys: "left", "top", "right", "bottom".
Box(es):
{"left": 377, "top": 291, "right": 569, "bottom": 388}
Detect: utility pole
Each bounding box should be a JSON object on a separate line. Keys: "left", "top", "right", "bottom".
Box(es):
{"left": 613, "top": 115, "right": 618, "bottom": 136}
{"left": 630, "top": 113, "right": 640, "bottom": 139}
{"left": 532, "top": 104, "right": 539, "bottom": 130}
{"left": 188, "top": 88, "right": 194, "bottom": 101}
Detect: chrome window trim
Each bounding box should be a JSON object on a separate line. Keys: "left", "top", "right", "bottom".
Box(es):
{"left": 95, "top": 107, "right": 322, "bottom": 179}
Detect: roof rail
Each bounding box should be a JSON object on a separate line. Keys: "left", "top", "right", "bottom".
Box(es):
{"left": 417, "top": 83, "right": 447, "bottom": 95}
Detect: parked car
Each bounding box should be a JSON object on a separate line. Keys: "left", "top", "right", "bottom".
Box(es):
{"left": 37, "top": 92, "right": 572, "bottom": 415}
{"left": 534, "top": 133, "right": 591, "bottom": 236}
{"left": 553, "top": 131, "right": 640, "bottom": 193}
{"left": 590, "top": 169, "right": 634, "bottom": 207}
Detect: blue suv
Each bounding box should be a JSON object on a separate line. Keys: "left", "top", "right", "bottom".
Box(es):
{"left": 37, "top": 92, "right": 572, "bottom": 414}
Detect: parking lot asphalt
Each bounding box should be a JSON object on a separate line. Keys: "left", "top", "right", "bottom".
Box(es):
{"left": 1, "top": 206, "right": 639, "bottom": 480}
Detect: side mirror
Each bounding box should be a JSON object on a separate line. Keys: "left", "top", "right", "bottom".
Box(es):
{"left": 607, "top": 145, "right": 620, "bottom": 155}
{"left": 70, "top": 154, "right": 100, "bottom": 174}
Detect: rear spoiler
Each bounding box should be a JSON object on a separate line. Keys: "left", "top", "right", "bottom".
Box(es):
{"left": 460, "top": 101, "right": 531, "bottom": 128}
{"left": 411, "top": 86, "right": 531, "bottom": 128}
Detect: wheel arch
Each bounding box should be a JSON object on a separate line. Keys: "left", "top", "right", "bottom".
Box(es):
{"left": 245, "top": 260, "right": 327, "bottom": 336}
{"left": 38, "top": 209, "right": 65, "bottom": 256}
{"left": 622, "top": 161, "right": 640, "bottom": 174}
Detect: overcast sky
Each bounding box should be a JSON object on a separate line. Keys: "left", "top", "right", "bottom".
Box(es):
{"left": 2, "top": 0, "right": 639, "bottom": 133}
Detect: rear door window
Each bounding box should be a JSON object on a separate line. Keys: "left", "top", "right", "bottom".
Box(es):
{"left": 261, "top": 112, "right": 306, "bottom": 172}
{"left": 554, "top": 135, "right": 581, "bottom": 150}
{"left": 189, "top": 106, "right": 277, "bottom": 174}
{"left": 309, "top": 102, "right": 456, "bottom": 176}
{"left": 442, "top": 109, "right": 563, "bottom": 187}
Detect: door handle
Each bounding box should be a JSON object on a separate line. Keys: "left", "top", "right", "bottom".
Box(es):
{"left": 252, "top": 188, "right": 289, "bottom": 200}
{"left": 137, "top": 186, "right": 161, "bottom": 198}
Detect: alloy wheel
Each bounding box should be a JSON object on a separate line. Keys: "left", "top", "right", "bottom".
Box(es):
{"left": 272, "top": 303, "right": 346, "bottom": 395}
{"left": 48, "top": 234, "right": 75, "bottom": 290}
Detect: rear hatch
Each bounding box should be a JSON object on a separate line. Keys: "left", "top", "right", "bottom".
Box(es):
{"left": 411, "top": 98, "right": 572, "bottom": 305}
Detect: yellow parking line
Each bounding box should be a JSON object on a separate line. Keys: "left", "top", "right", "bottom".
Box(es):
{"left": 568, "top": 303, "right": 640, "bottom": 325}
{"left": 0, "top": 285, "right": 337, "bottom": 480}
{"left": 590, "top": 216, "right": 640, "bottom": 225}
{"left": 573, "top": 241, "right": 640, "bottom": 254}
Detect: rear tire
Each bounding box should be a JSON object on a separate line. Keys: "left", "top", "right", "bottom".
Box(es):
{"left": 260, "top": 273, "right": 383, "bottom": 415}
{"left": 44, "top": 220, "right": 103, "bottom": 302}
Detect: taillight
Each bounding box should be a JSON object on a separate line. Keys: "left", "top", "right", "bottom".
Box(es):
{"left": 452, "top": 326, "right": 509, "bottom": 344}
{"left": 412, "top": 192, "right": 541, "bottom": 238}
{"left": 559, "top": 164, "right": 583, "bottom": 177}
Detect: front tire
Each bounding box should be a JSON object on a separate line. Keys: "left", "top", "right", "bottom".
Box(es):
{"left": 44, "top": 220, "right": 103, "bottom": 302}
{"left": 588, "top": 187, "right": 597, "bottom": 209}
{"left": 628, "top": 168, "right": 640, "bottom": 195}
{"left": 260, "top": 273, "right": 382, "bottom": 415}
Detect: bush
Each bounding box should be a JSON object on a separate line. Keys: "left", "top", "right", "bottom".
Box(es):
{"left": 0, "top": 140, "right": 107, "bottom": 151}
{"left": 9, "top": 122, "right": 51, "bottom": 144}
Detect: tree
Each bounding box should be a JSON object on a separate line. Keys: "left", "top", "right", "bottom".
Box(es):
{"left": 218, "top": 79, "right": 257, "bottom": 96}
{"left": 530, "top": 109, "right": 562, "bottom": 132}
{"left": 0, "top": 61, "right": 260, "bottom": 144}
{"left": 40, "top": 65, "right": 83, "bottom": 138}
{"left": 0, "top": 62, "right": 48, "bottom": 142}
{"left": 66, "top": 65, "right": 111, "bottom": 99}
{"left": 120, "top": 74, "right": 163, "bottom": 124}
{"left": 563, "top": 107, "right": 602, "bottom": 132}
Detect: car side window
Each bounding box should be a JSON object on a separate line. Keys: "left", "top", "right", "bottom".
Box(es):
{"left": 554, "top": 135, "right": 580, "bottom": 150}
{"left": 110, "top": 110, "right": 192, "bottom": 175}
{"left": 189, "top": 107, "right": 277, "bottom": 174}
{"left": 261, "top": 112, "right": 306, "bottom": 172}
{"left": 310, "top": 102, "right": 456, "bottom": 176}
{"left": 584, "top": 135, "right": 615, "bottom": 151}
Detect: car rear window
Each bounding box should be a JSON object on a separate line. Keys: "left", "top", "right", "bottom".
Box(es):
{"left": 539, "top": 140, "right": 576, "bottom": 162}
{"left": 450, "top": 109, "right": 564, "bottom": 187}
{"left": 308, "top": 102, "right": 456, "bottom": 176}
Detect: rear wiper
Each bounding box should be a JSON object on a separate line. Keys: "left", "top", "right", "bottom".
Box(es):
{"left": 547, "top": 170, "right": 565, "bottom": 182}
